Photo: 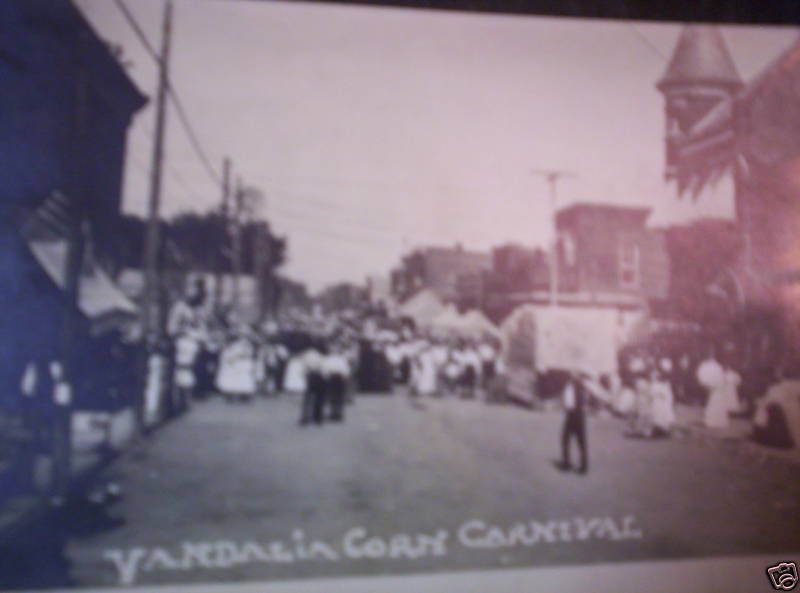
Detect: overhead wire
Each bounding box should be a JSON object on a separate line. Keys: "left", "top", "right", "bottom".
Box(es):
{"left": 625, "top": 23, "right": 668, "bottom": 62}
{"left": 113, "top": 0, "right": 158, "bottom": 61}
{"left": 166, "top": 87, "right": 222, "bottom": 186}
{"left": 112, "top": 0, "right": 502, "bottom": 252}
{"left": 114, "top": 0, "right": 222, "bottom": 188}
{"left": 132, "top": 122, "right": 212, "bottom": 209}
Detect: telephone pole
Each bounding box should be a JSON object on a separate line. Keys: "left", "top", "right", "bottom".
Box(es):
{"left": 532, "top": 169, "right": 576, "bottom": 307}
{"left": 253, "top": 187, "right": 271, "bottom": 323}
{"left": 232, "top": 177, "right": 243, "bottom": 311}
{"left": 214, "top": 156, "right": 231, "bottom": 307}
{"left": 254, "top": 223, "right": 270, "bottom": 322}
{"left": 142, "top": 0, "right": 173, "bottom": 344}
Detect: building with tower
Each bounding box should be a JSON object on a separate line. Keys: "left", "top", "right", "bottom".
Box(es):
{"left": 656, "top": 26, "right": 743, "bottom": 183}
{"left": 657, "top": 25, "right": 800, "bottom": 360}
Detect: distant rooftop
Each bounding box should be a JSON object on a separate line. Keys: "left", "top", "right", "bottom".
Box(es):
{"left": 556, "top": 202, "right": 651, "bottom": 225}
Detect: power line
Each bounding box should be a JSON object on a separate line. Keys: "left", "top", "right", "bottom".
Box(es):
{"left": 113, "top": 0, "right": 158, "bottom": 62}
{"left": 625, "top": 23, "right": 668, "bottom": 62}
{"left": 270, "top": 208, "right": 402, "bottom": 240}
{"left": 268, "top": 200, "right": 403, "bottom": 234}
{"left": 166, "top": 86, "right": 222, "bottom": 186}
{"left": 114, "top": 0, "right": 221, "bottom": 187}
{"left": 133, "top": 123, "right": 212, "bottom": 203}
{"left": 276, "top": 223, "right": 400, "bottom": 247}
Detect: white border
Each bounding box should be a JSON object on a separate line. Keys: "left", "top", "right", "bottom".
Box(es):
{"left": 48, "top": 553, "right": 795, "bottom": 593}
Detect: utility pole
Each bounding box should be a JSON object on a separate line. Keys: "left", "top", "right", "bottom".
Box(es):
{"left": 254, "top": 223, "right": 270, "bottom": 323}
{"left": 532, "top": 169, "right": 576, "bottom": 307}
{"left": 232, "top": 177, "right": 243, "bottom": 311}
{"left": 214, "top": 156, "right": 231, "bottom": 307}
{"left": 139, "top": 0, "right": 172, "bottom": 430}
{"left": 142, "top": 0, "right": 173, "bottom": 345}
{"left": 253, "top": 187, "right": 272, "bottom": 323}
{"left": 262, "top": 194, "right": 273, "bottom": 321}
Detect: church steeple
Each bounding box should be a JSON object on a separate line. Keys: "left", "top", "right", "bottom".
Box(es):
{"left": 657, "top": 26, "right": 743, "bottom": 177}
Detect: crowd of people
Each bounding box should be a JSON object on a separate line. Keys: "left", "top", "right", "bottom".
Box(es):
{"left": 377, "top": 335, "right": 499, "bottom": 399}
{"left": 164, "top": 278, "right": 362, "bottom": 425}
{"left": 162, "top": 275, "right": 799, "bottom": 458}
{"left": 163, "top": 276, "right": 507, "bottom": 426}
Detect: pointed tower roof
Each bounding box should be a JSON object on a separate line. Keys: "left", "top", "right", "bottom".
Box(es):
{"left": 657, "top": 26, "right": 743, "bottom": 90}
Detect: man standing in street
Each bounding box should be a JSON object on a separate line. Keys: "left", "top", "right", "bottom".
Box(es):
{"left": 557, "top": 371, "right": 588, "bottom": 474}
{"left": 324, "top": 344, "right": 351, "bottom": 422}
{"left": 299, "top": 339, "right": 325, "bottom": 426}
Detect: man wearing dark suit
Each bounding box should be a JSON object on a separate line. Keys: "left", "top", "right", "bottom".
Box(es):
{"left": 559, "top": 372, "right": 588, "bottom": 474}
{"left": 299, "top": 342, "right": 325, "bottom": 426}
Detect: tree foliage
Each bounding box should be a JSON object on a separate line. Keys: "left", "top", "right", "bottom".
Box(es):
{"left": 111, "top": 211, "right": 286, "bottom": 275}
{"left": 664, "top": 218, "right": 744, "bottom": 323}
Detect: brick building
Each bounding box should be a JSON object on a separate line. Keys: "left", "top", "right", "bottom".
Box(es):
{"left": 554, "top": 203, "right": 670, "bottom": 302}
{"left": 391, "top": 245, "right": 491, "bottom": 303}
{"left": 459, "top": 244, "right": 549, "bottom": 319}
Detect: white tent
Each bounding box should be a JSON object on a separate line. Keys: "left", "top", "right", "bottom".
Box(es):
{"left": 398, "top": 289, "right": 448, "bottom": 327}
{"left": 427, "top": 306, "right": 499, "bottom": 338}
{"left": 461, "top": 309, "right": 500, "bottom": 337}
{"left": 429, "top": 305, "right": 463, "bottom": 334}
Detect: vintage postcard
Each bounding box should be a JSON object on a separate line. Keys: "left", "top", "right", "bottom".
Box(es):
{"left": 1, "top": 1, "right": 799, "bottom": 591}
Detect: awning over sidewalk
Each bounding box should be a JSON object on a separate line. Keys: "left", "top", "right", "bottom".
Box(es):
{"left": 28, "top": 239, "right": 137, "bottom": 321}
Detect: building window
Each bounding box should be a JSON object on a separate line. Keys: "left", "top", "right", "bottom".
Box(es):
{"left": 618, "top": 240, "right": 640, "bottom": 289}
{"left": 559, "top": 231, "right": 577, "bottom": 268}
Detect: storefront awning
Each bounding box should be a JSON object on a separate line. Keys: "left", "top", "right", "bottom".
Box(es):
{"left": 28, "top": 239, "right": 137, "bottom": 320}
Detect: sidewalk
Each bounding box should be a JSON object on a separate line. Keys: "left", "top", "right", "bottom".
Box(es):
{"left": 71, "top": 408, "right": 137, "bottom": 475}
{"left": 0, "top": 407, "right": 137, "bottom": 543}
{"left": 674, "top": 403, "right": 800, "bottom": 466}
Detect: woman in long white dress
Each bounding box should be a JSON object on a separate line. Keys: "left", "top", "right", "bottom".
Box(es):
{"left": 282, "top": 353, "right": 307, "bottom": 395}
{"left": 415, "top": 348, "right": 438, "bottom": 397}
{"left": 651, "top": 370, "right": 676, "bottom": 436}
{"left": 216, "top": 336, "right": 257, "bottom": 402}
{"left": 698, "top": 353, "right": 740, "bottom": 429}
{"left": 616, "top": 384, "right": 636, "bottom": 416}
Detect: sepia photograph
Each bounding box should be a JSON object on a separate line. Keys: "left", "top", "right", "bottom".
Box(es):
{"left": 1, "top": 0, "right": 800, "bottom": 591}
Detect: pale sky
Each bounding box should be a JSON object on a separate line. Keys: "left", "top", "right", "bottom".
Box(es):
{"left": 75, "top": 0, "right": 798, "bottom": 292}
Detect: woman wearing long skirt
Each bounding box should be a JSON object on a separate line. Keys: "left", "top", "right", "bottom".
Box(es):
{"left": 651, "top": 372, "right": 676, "bottom": 436}
{"left": 416, "top": 348, "right": 438, "bottom": 397}
{"left": 698, "top": 352, "right": 739, "bottom": 429}
{"left": 283, "top": 354, "right": 307, "bottom": 395}
{"left": 216, "top": 336, "right": 257, "bottom": 403}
